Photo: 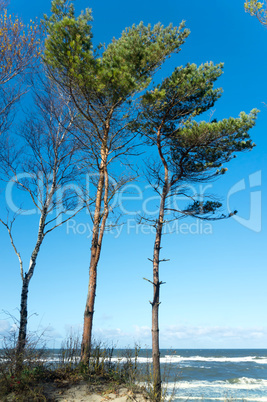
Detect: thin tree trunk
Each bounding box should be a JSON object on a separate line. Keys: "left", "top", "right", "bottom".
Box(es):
{"left": 16, "top": 275, "right": 29, "bottom": 373}
{"left": 81, "top": 244, "right": 99, "bottom": 364}
{"left": 81, "top": 150, "right": 109, "bottom": 365}
{"left": 151, "top": 129, "right": 170, "bottom": 401}
{"left": 15, "top": 250, "right": 41, "bottom": 372}
{"left": 15, "top": 207, "right": 47, "bottom": 372}
{"left": 151, "top": 279, "right": 161, "bottom": 401}
{"left": 151, "top": 184, "right": 168, "bottom": 401}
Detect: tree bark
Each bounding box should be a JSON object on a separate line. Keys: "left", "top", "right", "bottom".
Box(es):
{"left": 16, "top": 275, "right": 29, "bottom": 373}
{"left": 15, "top": 205, "right": 48, "bottom": 372}
{"left": 15, "top": 248, "right": 42, "bottom": 372}
{"left": 81, "top": 242, "right": 99, "bottom": 364}
{"left": 151, "top": 183, "right": 168, "bottom": 401}
{"left": 81, "top": 148, "right": 109, "bottom": 365}
{"left": 151, "top": 281, "right": 161, "bottom": 401}
{"left": 150, "top": 129, "right": 170, "bottom": 401}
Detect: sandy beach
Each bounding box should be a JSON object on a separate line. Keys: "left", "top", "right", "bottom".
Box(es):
{"left": 2, "top": 381, "right": 149, "bottom": 401}
{"left": 43, "top": 382, "right": 148, "bottom": 401}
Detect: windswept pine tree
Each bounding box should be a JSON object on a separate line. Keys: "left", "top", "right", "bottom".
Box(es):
{"left": 137, "top": 62, "right": 257, "bottom": 400}
{"left": 43, "top": 0, "right": 190, "bottom": 364}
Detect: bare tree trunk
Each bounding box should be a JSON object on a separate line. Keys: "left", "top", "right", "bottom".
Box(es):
{"left": 16, "top": 275, "right": 29, "bottom": 373}
{"left": 81, "top": 176, "right": 104, "bottom": 364}
{"left": 81, "top": 150, "right": 109, "bottom": 365}
{"left": 151, "top": 130, "right": 170, "bottom": 401}
{"left": 15, "top": 252, "right": 40, "bottom": 372}
{"left": 151, "top": 278, "right": 161, "bottom": 401}
{"left": 81, "top": 243, "right": 99, "bottom": 364}
{"left": 151, "top": 185, "right": 168, "bottom": 401}
{"left": 15, "top": 210, "right": 46, "bottom": 373}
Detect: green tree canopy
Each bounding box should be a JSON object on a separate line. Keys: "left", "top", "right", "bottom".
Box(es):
{"left": 138, "top": 60, "right": 257, "bottom": 401}
{"left": 140, "top": 62, "right": 257, "bottom": 192}
{"left": 43, "top": 0, "right": 191, "bottom": 364}
{"left": 244, "top": 1, "right": 267, "bottom": 25}
{"left": 44, "top": 0, "right": 190, "bottom": 104}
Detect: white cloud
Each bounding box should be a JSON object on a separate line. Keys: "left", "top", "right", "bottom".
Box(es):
{"left": 160, "top": 325, "right": 267, "bottom": 347}
{"left": 2, "top": 320, "right": 266, "bottom": 349}
{"left": 91, "top": 326, "right": 150, "bottom": 348}
{"left": 0, "top": 320, "right": 11, "bottom": 336}
{"left": 133, "top": 325, "right": 151, "bottom": 339}
{"left": 90, "top": 324, "right": 267, "bottom": 348}
{"left": 93, "top": 327, "right": 130, "bottom": 345}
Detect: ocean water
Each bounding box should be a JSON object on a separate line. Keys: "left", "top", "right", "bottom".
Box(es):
{"left": 131, "top": 349, "right": 267, "bottom": 402}
{"left": 4, "top": 348, "right": 266, "bottom": 401}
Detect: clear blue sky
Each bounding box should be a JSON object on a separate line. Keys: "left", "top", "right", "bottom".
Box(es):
{"left": 0, "top": 0, "right": 266, "bottom": 349}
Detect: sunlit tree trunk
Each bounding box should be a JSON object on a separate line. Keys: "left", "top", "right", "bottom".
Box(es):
{"left": 81, "top": 147, "right": 109, "bottom": 364}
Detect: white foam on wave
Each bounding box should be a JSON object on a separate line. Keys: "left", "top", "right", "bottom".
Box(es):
{"left": 109, "top": 354, "right": 267, "bottom": 365}
{"left": 164, "top": 377, "right": 267, "bottom": 391}
{"left": 163, "top": 355, "right": 267, "bottom": 364}
{"left": 110, "top": 356, "right": 150, "bottom": 364}
{"left": 4, "top": 353, "right": 265, "bottom": 366}
{"left": 163, "top": 378, "right": 267, "bottom": 402}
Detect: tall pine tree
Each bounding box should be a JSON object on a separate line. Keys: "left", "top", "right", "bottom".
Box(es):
{"left": 43, "top": 0, "right": 190, "bottom": 363}
{"left": 137, "top": 62, "right": 257, "bottom": 400}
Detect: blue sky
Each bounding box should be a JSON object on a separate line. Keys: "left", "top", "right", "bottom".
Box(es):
{"left": 0, "top": 0, "right": 266, "bottom": 349}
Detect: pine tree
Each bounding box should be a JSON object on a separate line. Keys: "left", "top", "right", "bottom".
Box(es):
{"left": 43, "top": 0, "right": 190, "bottom": 364}
{"left": 138, "top": 62, "right": 257, "bottom": 400}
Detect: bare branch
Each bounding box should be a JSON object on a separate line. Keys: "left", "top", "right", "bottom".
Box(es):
{"left": 44, "top": 205, "right": 85, "bottom": 236}
{"left": 0, "top": 215, "right": 24, "bottom": 280}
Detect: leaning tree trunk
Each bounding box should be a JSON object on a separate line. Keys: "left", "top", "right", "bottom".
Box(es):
{"left": 81, "top": 157, "right": 109, "bottom": 365}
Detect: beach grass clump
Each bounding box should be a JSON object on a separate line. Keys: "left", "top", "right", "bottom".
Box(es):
{"left": 0, "top": 334, "right": 146, "bottom": 401}
{"left": 0, "top": 332, "right": 49, "bottom": 400}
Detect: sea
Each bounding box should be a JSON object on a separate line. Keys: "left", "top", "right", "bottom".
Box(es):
{"left": 42, "top": 348, "right": 267, "bottom": 401}
{"left": 140, "top": 349, "right": 267, "bottom": 401}
{"left": 2, "top": 348, "right": 267, "bottom": 401}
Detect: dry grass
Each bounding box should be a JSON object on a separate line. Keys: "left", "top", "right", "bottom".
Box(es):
{"left": 0, "top": 334, "right": 145, "bottom": 401}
